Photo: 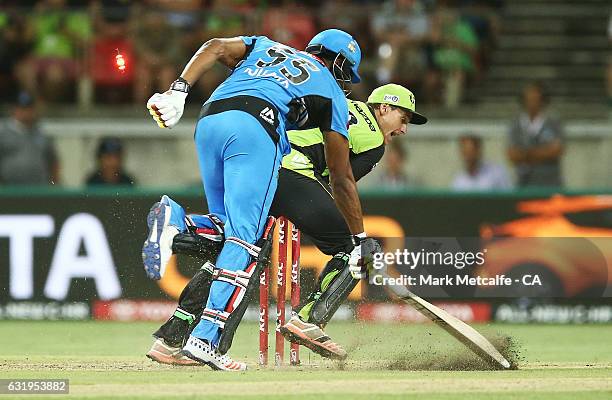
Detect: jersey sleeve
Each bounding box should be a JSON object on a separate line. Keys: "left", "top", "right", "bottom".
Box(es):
{"left": 329, "top": 94, "right": 349, "bottom": 139}
{"left": 349, "top": 145, "right": 385, "bottom": 181}
{"left": 296, "top": 94, "right": 348, "bottom": 138}
{"left": 239, "top": 36, "right": 258, "bottom": 46}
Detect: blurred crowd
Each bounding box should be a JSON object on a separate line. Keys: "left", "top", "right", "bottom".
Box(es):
{"left": 608, "top": 10, "right": 612, "bottom": 108}
{"left": 0, "top": 0, "right": 573, "bottom": 190}
{"left": 365, "top": 80, "right": 564, "bottom": 191}
{"left": 0, "top": 0, "right": 502, "bottom": 108}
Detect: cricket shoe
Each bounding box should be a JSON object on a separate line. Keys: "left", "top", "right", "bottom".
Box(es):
{"left": 280, "top": 315, "right": 347, "bottom": 360}
{"left": 142, "top": 195, "right": 185, "bottom": 280}
{"left": 146, "top": 338, "right": 200, "bottom": 366}
{"left": 182, "top": 336, "right": 247, "bottom": 371}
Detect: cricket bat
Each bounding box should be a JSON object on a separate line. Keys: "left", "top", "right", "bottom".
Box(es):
{"left": 379, "top": 270, "right": 512, "bottom": 369}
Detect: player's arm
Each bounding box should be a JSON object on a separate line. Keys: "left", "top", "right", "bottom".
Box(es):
{"left": 323, "top": 131, "right": 364, "bottom": 234}
{"left": 325, "top": 131, "right": 382, "bottom": 280}
{"left": 147, "top": 37, "right": 247, "bottom": 129}
{"left": 180, "top": 38, "right": 247, "bottom": 85}
{"left": 350, "top": 145, "right": 385, "bottom": 181}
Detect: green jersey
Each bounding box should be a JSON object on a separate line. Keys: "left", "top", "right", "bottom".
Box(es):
{"left": 282, "top": 100, "right": 385, "bottom": 180}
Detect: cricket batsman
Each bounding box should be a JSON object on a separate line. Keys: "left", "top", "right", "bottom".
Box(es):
{"left": 143, "top": 29, "right": 381, "bottom": 371}
{"left": 146, "top": 84, "right": 427, "bottom": 365}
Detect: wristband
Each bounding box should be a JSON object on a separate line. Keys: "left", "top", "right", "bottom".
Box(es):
{"left": 170, "top": 77, "right": 191, "bottom": 93}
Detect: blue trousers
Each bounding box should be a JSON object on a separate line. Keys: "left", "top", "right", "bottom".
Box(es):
{"left": 190, "top": 110, "right": 281, "bottom": 346}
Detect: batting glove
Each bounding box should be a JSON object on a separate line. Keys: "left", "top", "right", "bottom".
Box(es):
{"left": 146, "top": 78, "right": 190, "bottom": 129}
{"left": 348, "top": 234, "right": 382, "bottom": 279}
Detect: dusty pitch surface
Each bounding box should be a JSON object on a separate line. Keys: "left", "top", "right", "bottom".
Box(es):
{"left": 1, "top": 321, "right": 611, "bottom": 399}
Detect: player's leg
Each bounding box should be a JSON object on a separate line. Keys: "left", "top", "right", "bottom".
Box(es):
{"left": 270, "top": 168, "right": 357, "bottom": 360}
{"left": 142, "top": 198, "right": 226, "bottom": 283}
{"left": 144, "top": 150, "right": 226, "bottom": 365}
{"left": 145, "top": 186, "right": 226, "bottom": 364}
{"left": 147, "top": 239, "right": 223, "bottom": 365}
{"left": 270, "top": 168, "right": 353, "bottom": 256}
{"left": 150, "top": 138, "right": 229, "bottom": 354}
{"left": 146, "top": 109, "right": 228, "bottom": 365}
{"left": 142, "top": 195, "right": 187, "bottom": 280}
{"left": 172, "top": 214, "right": 225, "bottom": 259}
{"left": 271, "top": 169, "right": 356, "bottom": 324}
{"left": 182, "top": 111, "right": 281, "bottom": 371}
{"left": 142, "top": 128, "right": 226, "bottom": 282}
{"left": 147, "top": 119, "right": 271, "bottom": 365}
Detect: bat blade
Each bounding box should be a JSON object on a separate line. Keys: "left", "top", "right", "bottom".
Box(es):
{"left": 381, "top": 271, "right": 511, "bottom": 369}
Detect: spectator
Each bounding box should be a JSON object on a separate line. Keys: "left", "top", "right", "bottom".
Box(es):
{"left": 319, "top": 0, "right": 368, "bottom": 40}
{"left": 92, "top": 0, "right": 131, "bottom": 31}
{"left": 133, "top": 9, "right": 181, "bottom": 103}
{"left": 261, "top": 0, "right": 317, "bottom": 51}
{"left": 0, "top": 11, "right": 32, "bottom": 102}
{"left": 194, "top": 0, "right": 248, "bottom": 100}
{"left": 607, "top": 10, "right": 612, "bottom": 108}
{"left": 0, "top": 91, "right": 60, "bottom": 185}
{"left": 319, "top": 0, "right": 374, "bottom": 98}
{"left": 458, "top": 0, "right": 500, "bottom": 78}
{"left": 378, "top": 140, "right": 419, "bottom": 189}
{"left": 86, "top": 137, "right": 135, "bottom": 186}
{"left": 507, "top": 82, "right": 564, "bottom": 188}
{"left": 452, "top": 134, "right": 511, "bottom": 191}
{"left": 149, "top": 0, "right": 205, "bottom": 64}
{"left": 89, "top": 0, "right": 134, "bottom": 103}
{"left": 372, "top": 0, "right": 432, "bottom": 90}
{"left": 16, "top": 0, "right": 91, "bottom": 102}
{"left": 430, "top": 1, "right": 478, "bottom": 108}
{"left": 203, "top": 0, "right": 250, "bottom": 39}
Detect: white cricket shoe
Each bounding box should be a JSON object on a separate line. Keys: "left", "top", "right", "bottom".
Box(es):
{"left": 182, "top": 336, "right": 247, "bottom": 371}
{"left": 142, "top": 195, "right": 181, "bottom": 280}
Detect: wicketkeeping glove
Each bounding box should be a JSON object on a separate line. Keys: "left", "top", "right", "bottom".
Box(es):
{"left": 146, "top": 78, "right": 190, "bottom": 129}
{"left": 348, "top": 234, "right": 382, "bottom": 279}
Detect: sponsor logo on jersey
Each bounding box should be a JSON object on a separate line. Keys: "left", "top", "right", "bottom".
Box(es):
{"left": 289, "top": 152, "right": 311, "bottom": 167}
{"left": 352, "top": 102, "right": 376, "bottom": 132}
{"left": 348, "top": 111, "right": 358, "bottom": 126}
{"left": 259, "top": 107, "right": 276, "bottom": 125}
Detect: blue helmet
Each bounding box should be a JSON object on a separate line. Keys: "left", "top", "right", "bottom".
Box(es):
{"left": 306, "top": 29, "right": 361, "bottom": 84}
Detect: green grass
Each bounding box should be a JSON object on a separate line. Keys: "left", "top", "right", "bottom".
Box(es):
{"left": 0, "top": 321, "right": 611, "bottom": 399}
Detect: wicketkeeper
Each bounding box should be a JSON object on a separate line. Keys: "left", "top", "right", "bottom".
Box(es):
{"left": 146, "top": 84, "right": 427, "bottom": 365}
